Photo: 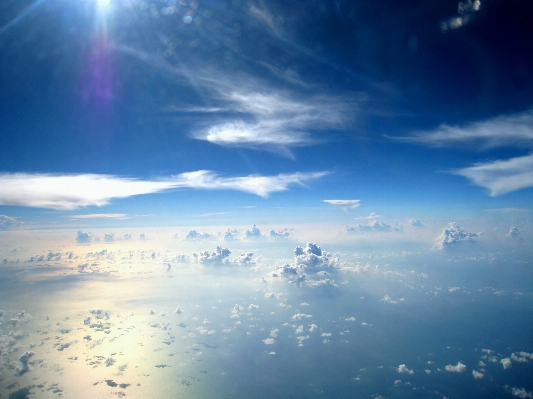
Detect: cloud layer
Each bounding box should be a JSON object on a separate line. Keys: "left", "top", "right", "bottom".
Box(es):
{"left": 0, "top": 171, "right": 327, "bottom": 210}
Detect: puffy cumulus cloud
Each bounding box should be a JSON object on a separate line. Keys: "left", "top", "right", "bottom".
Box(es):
{"left": 397, "top": 364, "right": 414, "bottom": 375}
{"left": 197, "top": 246, "right": 231, "bottom": 265}
{"left": 244, "top": 224, "right": 262, "bottom": 239}
{"left": 139, "top": 233, "right": 147, "bottom": 240}
{"left": 513, "top": 388, "right": 533, "bottom": 398}
{"left": 507, "top": 227, "right": 520, "bottom": 238}
{"left": 224, "top": 228, "right": 240, "bottom": 241}
{"left": 324, "top": 199, "right": 361, "bottom": 211}
{"left": 0, "top": 215, "right": 23, "bottom": 230}
{"left": 271, "top": 243, "right": 339, "bottom": 287}
{"left": 0, "top": 171, "right": 327, "bottom": 209}
{"left": 445, "top": 362, "right": 467, "bottom": 372}
{"left": 434, "top": 223, "right": 483, "bottom": 250}
{"left": 185, "top": 230, "right": 216, "bottom": 241}
{"left": 104, "top": 233, "right": 115, "bottom": 243}
{"left": 294, "top": 243, "right": 338, "bottom": 271}
{"left": 123, "top": 234, "right": 133, "bottom": 241}
{"left": 76, "top": 229, "right": 92, "bottom": 243}
{"left": 453, "top": 154, "right": 533, "bottom": 196}
{"left": 472, "top": 370, "right": 484, "bottom": 379}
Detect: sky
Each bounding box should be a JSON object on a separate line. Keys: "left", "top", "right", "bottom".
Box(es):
{"left": 0, "top": 0, "right": 532, "bottom": 228}
{"left": 1, "top": 0, "right": 533, "bottom": 398}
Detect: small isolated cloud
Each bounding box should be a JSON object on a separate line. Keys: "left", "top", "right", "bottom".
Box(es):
{"left": 445, "top": 362, "right": 467, "bottom": 373}
{"left": 0, "top": 215, "right": 23, "bottom": 230}
{"left": 472, "top": 370, "right": 484, "bottom": 379}
{"left": 512, "top": 388, "right": 533, "bottom": 398}
{"left": 76, "top": 229, "right": 92, "bottom": 243}
{"left": 104, "top": 233, "right": 115, "bottom": 243}
{"left": 507, "top": 227, "right": 520, "bottom": 238}
{"left": 453, "top": 154, "right": 533, "bottom": 196}
{"left": 434, "top": 222, "right": 483, "bottom": 250}
{"left": 501, "top": 357, "right": 512, "bottom": 369}
{"left": 397, "top": 364, "right": 414, "bottom": 375}
{"left": 71, "top": 213, "right": 128, "bottom": 219}
{"left": 324, "top": 199, "right": 360, "bottom": 211}
{"left": 0, "top": 171, "right": 327, "bottom": 210}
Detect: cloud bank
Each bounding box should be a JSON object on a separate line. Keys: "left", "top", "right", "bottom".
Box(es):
{"left": 0, "top": 171, "right": 327, "bottom": 210}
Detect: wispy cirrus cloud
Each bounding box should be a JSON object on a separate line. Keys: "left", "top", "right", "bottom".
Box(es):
{"left": 392, "top": 108, "right": 533, "bottom": 148}
{"left": 118, "top": 45, "right": 353, "bottom": 158}
{"left": 392, "top": 108, "right": 533, "bottom": 195}
{"left": 191, "top": 79, "right": 351, "bottom": 158}
{"left": 453, "top": 153, "right": 533, "bottom": 196}
{"left": 0, "top": 171, "right": 328, "bottom": 210}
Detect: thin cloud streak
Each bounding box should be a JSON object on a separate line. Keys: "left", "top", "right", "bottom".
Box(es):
{"left": 0, "top": 171, "right": 328, "bottom": 210}
{"left": 392, "top": 108, "right": 533, "bottom": 148}
{"left": 324, "top": 199, "right": 361, "bottom": 211}
{"left": 453, "top": 154, "right": 533, "bottom": 196}
{"left": 70, "top": 214, "right": 129, "bottom": 219}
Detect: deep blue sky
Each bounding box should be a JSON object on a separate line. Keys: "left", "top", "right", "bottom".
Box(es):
{"left": 1, "top": 0, "right": 532, "bottom": 227}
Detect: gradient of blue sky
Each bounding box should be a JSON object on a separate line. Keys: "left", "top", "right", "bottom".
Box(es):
{"left": 1, "top": 0, "right": 533, "bottom": 227}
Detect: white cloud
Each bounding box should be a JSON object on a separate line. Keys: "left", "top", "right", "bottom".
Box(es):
{"left": 198, "top": 246, "right": 231, "bottom": 265}
{"left": 0, "top": 171, "right": 327, "bottom": 210}
{"left": 472, "top": 370, "right": 484, "bottom": 379}
{"left": 434, "top": 222, "right": 483, "bottom": 250}
{"left": 392, "top": 109, "right": 533, "bottom": 196}
{"left": 191, "top": 83, "right": 350, "bottom": 158}
{"left": 445, "top": 362, "right": 467, "bottom": 372}
{"left": 324, "top": 199, "right": 361, "bottom": 211}
{"left": 453, "top": 153, "right": 533, "bottom": 196}
{"left": 185, "top": 230, "right": 216, "bottom": 241}
{"left": 512, "top": 388, "right": 533, "bottom": 398}
{"left": 244, "top": 224, "right": 262, "bottom": 239}
{"left": 397, "top": 364, "right": 414, "bottom": 375}
{"left": 71, "top": 213, "right": 128, "bottom": 219}
{"left": 396, "top": 108, "right": 533, "bottom": 148}
{"left": 501, "top": 357, "right": 512, "bottom": 369}
{"left": 294, "top": 243, "right": 338, "bottom": 271}
{"left": 119, "top": 46, "right": 353, "bottom": 158}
